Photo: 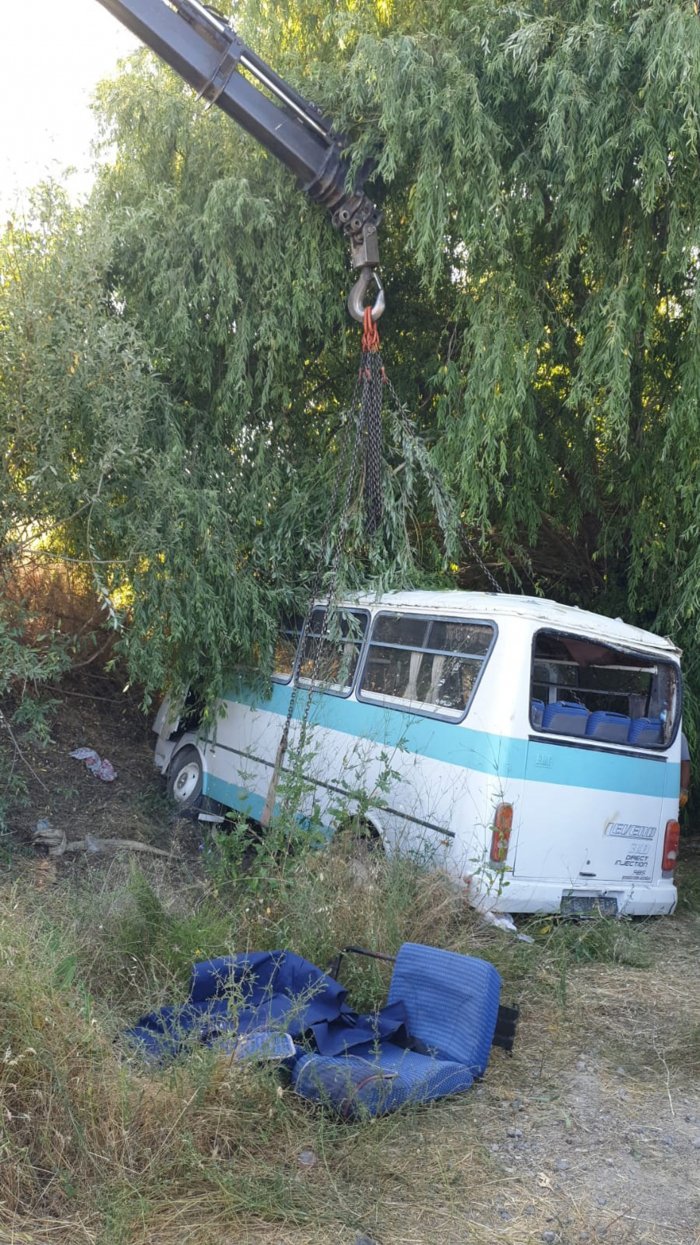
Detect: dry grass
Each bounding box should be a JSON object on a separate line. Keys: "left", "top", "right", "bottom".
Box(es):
{"left": 0, "top": 860, "right": 494, "bottom": 1244}
{"left": 2, "top": 681, "right": 700, "bottom": 1245}
{"left": 2, "top": 847, "right": 699, "bottom": 1245}
{"left": 1, "top": 551, "right": 111, "bottom": 657}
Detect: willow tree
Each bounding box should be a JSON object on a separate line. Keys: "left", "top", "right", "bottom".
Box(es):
{"left": 3, "top": 0, "right": 700, "bottom": 722}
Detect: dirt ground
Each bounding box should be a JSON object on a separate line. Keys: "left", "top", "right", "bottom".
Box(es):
{"left": 6, "top": 669, "right": 173, "bottom": 853}
{"left": 2, "top": 674, "right": 700, "bottom": 1245}
{"left": 465, "top": 945, "right": 700, "bottom": 1245}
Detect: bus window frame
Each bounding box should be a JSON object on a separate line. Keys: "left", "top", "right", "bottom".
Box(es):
{"left": 528, "top": 627, "right": 682, "bottom": 751}
{"left": 285, "top": 606, "right": 371, "bottom": 699}
{"left": 356, "top": 610, "right": 498, "bottom": 724}
{"left": 271, "top": 620, "right": 305, "bottom": 686}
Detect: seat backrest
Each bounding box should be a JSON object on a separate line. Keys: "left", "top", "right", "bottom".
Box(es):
{"left": 628, "top": 717, "right": 662, "bottom": 747}
{"left": 531, "top": 699, "right": 545, "bottom": 727}
{"left": 585, "top": 710, "right": 631, "bottom": 743}
{"left": 387, "top": 943, "right": 501, "bottom": 1074}
{"left": 542, "top": 700, "right": 589, "bottom": 736}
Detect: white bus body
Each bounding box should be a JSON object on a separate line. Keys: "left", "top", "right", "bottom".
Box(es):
{"left": 154, "top": 592, "right": 682, "bottom": 917}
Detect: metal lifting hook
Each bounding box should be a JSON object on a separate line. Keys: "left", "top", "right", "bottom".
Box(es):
{"left": 347, "top": 266, "right": 386, "bottom": 324}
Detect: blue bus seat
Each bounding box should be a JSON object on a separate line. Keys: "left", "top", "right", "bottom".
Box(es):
{"left": 292, "top": 944, "right": 502, "bottom": 1117}
{"left": 628, "top": 717, "right": 663, "bottom": 747}
{"left": 531, "top": 699, "right": 545, "bottom": 727}
{"left": 585, "top": 711, "right": 631, "bottom": 743}
{"left": 126, "top": 945, "right": 503, "bottom": 1118}
{"left": 542, "top": 700, "right": 589, "bottom": 736}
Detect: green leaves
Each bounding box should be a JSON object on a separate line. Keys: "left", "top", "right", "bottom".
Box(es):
{"left": 4, "top": 0, "right": 700, "bottom": 739}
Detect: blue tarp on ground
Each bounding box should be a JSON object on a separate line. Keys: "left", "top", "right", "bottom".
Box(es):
{"left": 126, "top": 945, "right": 502, "bottom": 1117}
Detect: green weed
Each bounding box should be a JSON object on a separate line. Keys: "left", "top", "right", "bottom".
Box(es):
{"left": 2, "top": 837, "right": 698, "bottom": 1245}
{"left": 676, "top": 838, "right": 700, "bottom": 913}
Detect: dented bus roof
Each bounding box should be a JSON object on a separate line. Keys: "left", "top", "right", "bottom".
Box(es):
{"left": 347, "top": 591, "right": 681, "bottom": 658}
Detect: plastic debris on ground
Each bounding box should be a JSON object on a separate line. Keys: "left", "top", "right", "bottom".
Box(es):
{"left": 69, "top": 747, "right": 117, "bottom": 782}
{"left": 481, "top": 910, "right": 535, "bottom": 943}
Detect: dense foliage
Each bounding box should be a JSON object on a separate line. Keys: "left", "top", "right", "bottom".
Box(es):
{"left": 3, "top": 0, "right": 700, "bottom": 728}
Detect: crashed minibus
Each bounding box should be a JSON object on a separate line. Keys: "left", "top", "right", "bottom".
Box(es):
{"left": 154, "top": 592, "right": 682, "bottom": 917}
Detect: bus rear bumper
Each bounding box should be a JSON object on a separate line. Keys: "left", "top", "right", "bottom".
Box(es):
{"left": 470, "top": 877, "right": 678, "bottom": 918}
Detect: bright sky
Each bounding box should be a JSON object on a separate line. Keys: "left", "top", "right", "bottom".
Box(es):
{"left": 0, "top": 0, "right": 139, "bottom": 215}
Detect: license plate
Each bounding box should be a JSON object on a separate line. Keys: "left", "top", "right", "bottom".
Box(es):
{"left": 560, "top": 893, "right": 619, "bottom": 919}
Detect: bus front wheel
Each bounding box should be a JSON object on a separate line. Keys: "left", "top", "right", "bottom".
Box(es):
{"left": 167, "top": 746, "right": 203, "bottom": 810}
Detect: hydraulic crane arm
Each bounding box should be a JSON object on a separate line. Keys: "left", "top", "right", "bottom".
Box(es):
{"left": 95, "top": 0, "right": 384, "bottom": 321}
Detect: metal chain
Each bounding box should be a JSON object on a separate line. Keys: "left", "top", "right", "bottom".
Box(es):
{"left": 292, "top": 334, "right": 389, "bottom": 753}
{"left": 360, "top": 348, "right": 384, "bottom": 538}
{"left": 260, "top": 369, "right": 367, "bottom": 826}
{"left": 263, "top": 314, "right": 504, "bottom": 826}
{"left": 462, "top": 529, "right": 505, "bottom": 594}
{"left": 291, "top": 399, "right": 366, "bottom": 759}
{"left": 272, "top": 343, "right": 505, "bottom": 785}
{"left": 378, "top": 359, "right": 505, "bottom": 595}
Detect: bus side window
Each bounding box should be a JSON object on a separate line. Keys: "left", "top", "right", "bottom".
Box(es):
{"left": 273, "top": 619, "right": 303, "bottom": 682}
{"left": 359, "top": 613, "right": 495, "bottom": 720}
{"left": 530, "top": 630, "right": 680, "bottom": 748}
{"left": 298, "top": 608, "right": 368, "bottom": 694}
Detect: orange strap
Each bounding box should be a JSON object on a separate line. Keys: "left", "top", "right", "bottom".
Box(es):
{"left": 362, "top": 305, "right": 381, "bottom": 353}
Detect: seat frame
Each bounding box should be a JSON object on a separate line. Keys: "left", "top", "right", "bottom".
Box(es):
{"left": 327, "top": 944, "right": 519, "bottom": 1054}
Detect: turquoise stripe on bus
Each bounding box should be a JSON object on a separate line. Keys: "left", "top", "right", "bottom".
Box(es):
{"left": 202, "top": 773, "right": 266, "bottom": 820}
{"left": 221, "top": 683, "right": 678, "bottom": 798}
{"left": 202, "top": 773, "right": 333, "bottom": 837}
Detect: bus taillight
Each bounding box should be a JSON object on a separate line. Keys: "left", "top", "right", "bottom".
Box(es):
{"left": 490, "top": 803, "right": 513, "bottom": 864}
{"left": 662, "top": 820, "right": 680, "bottom": 873}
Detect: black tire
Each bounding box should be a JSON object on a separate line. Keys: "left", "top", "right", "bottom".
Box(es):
{"left": 167, "top": 746, "right": 203, "bottom": 810}
{"left": 333, "top": 817, "right": 384, "bottom": 859}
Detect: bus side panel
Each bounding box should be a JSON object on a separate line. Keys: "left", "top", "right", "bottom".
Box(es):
{"left": 295, "top": 718, "right": 487, "bottom": 870}
{"left": 201, "top": 686, "right": 508, "bottom": 868}
{"left": 200, "top": 696, "right": 285, "bottom": 820}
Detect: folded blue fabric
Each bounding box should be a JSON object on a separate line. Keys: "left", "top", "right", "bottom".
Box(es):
{"left": 126, "top": 950, "right": 349, "bottom": 1059}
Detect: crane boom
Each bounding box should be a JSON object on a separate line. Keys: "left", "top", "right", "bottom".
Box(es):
{"left": 95, "top": 0, "right": 384, "bottom": 320}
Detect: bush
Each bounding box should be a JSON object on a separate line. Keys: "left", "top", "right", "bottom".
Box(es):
{"left": 0, "top": 550, "right": 113, "bottom": 836}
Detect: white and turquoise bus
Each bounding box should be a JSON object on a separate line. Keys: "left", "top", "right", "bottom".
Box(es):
{"left": 154, "top": 592, "right": 682, "bottom": 917}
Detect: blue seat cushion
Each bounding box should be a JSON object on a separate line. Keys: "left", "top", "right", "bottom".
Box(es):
{"left": 542, "top": 701, "right": 589, "bottom": 736}
{"left": 387, "top": 943, "right": 501, "bottom": 1075}
{"left": 292, "top": 1043, "right": 475, "bottom": 1118}
{"left": 292, "top": 946, "right": 501, "bottom": 1115}
{"left": 628, "top": 717, "right": 662, "bottom": 747}
{"left": 585, "top": 711, "right": 631, "bottom": 743}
